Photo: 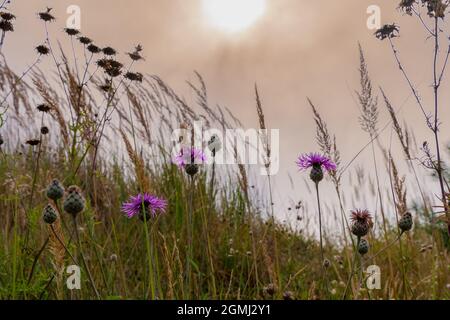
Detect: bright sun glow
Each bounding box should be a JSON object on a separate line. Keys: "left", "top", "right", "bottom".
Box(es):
{"left": 203, "top": 0, "right": 266, "bottom": 33}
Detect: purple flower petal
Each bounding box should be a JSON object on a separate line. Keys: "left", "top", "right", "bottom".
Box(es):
{"left": 121, "top": 193, "right": 167, "bottom": 219}
{"left": 296, "top": 153, "right": 336, "bottom": 172}
{"left": 173, "top": 146, "right": 206, "bottom": 168}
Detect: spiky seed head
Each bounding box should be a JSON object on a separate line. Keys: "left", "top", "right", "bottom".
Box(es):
{"left": 40, "top": 126, "right": 49, "bottom": 135}
{"left": 35, "top": 45, "right": 50, "bottom": 55}
{"left": 398, "top": 212, "right": 413, "bottom": 233}
{"left": 0, "top": 12, "right": 16, "bottom": 21}
{"left": 87, "top": 44, "right": 102, "bottom": 54}
{"left": 46, "top": 179, "right": 65, "bottom": 201}
{"left": 78, "top": 36, "right": 92, "bottom": 45}
{"left": 0, "top": 20, "right": 13, "bottom": 32}
{"left": 124, "top": 72, "right": 143, "bottom": 82}
{"left": 63, "top": 185, "right": 85, "bottom": 217}
{"left": 358, "top": 238, "right": 370, "bottom": 255}
{"left": 42, "top": 204, "right": 58, "bottom": 224}
{"left": 64, "top": 28, "right": 79, "bottom": 36}
{"left": 38, "top": 10, "right": 55, "bottom": 22}
{"left": 102, "top": 46, "right": 116, "bottom": 56}
{"left": 26, "top": 139, "right": 40, "bottom": 146}
{"left": 323, "top": 258, "right": 331, "bottom": 269}
{"left": 37, "top": 103, "right": 51, "bottom": 112}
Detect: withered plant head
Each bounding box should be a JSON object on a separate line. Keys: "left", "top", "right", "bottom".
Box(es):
{"left": 37, "top": 103, "right": 51, "bottom": 113}
{"left": 99, "top": 79, "right": 112, "bottom": 93}
{"left": 398, "top": 0, "right": 416, "bottom": 15}
{"left": 78, "top": 36, "right": 92, "bottom": 45}
{"left": 87, "top": 44, "right": 102, "bottom": 54}
{"left": 0, "top": 134, "right": 3, "bottom": 146}
{"left": 64, "top": 28, "right": 80, "bottom": 36}
{"left": 374, "top": 24, "right": 399, "bottom": 40}
{"left": 26, "top": 139, "right": 41, "bottom": 146}
{"left": 38, "top": 8, "right": 55, "bottom": 22}
{"left": 127, "top": 44, "right": 144, "bottom": 61}
{"left": 40, "top": 126, "right": 49, "bottom": 135}
{"left": 102, "top": 46, "right": 116, "bottom": 56}
{"left": 125, "top": 72, "right": 143, "bottom": 82}
{"left": 35, "top": 44, "right": 49, "bottom": 55}
{"left": 0, "top": 19, "right": 13, "bottom": 32}
{"left": 0, "top": 12, "right": 16, "bottom": 21}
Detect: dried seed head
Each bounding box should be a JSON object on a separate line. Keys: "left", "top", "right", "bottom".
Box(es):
{"left": 102, "top": 46, "right": 116, "bottom": 56}
{"left": 64, "top": 28, "right": 80, "bottom": 36}
{"left": 0, "top": 134, "right": 4, "bottom": 146}
{"left": 38, "top": 8, "right": 55, "bottom": 22}
{"left": 323, "top": 258, "right": 331, "bottom": 269}
{"left": 127, "top": 44, "right": 144, "bottom": 61}
{"left": 87, "top": 44, "right": 102, "bottom": 54}
{"left": 63, "top": 185, "right": 85, "bottom": 217}
{"left": 37, "top": 103, "right": 51, "bottom": 112}
{"left": 0, "top": 12, "right": 16, "bottom": 21}
{"left": 0, "top": 20, "right": 14, "bottom": 32}
{"left": 40, "top": 126, "right": 49, "bottom": 135}
{"left": 124, "top": 72, "right": 143, "bottom": 82}
{"left": 99, "top": 79, "right": 112, "bottom": 93}
{"left": 78, "top": 36, "right": 92, "bottom": 45}
{"left": 26, "top": 139, "right": 40, "bottom": 146}
{"left": 35, "top": 44, "right": 50, "bottom": 55}
{"left": 42, "top": 204, "right": 58, "bottom": 224}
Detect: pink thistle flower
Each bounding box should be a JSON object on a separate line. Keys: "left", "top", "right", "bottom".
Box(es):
{"left": 296, "top": 153, "right": 337, "bottom": 172}
{"left": 121, "top": 193, "right": 167, "bottom": 220}
{"left": 173, "top": 147, "right": 206, "bottom": 168}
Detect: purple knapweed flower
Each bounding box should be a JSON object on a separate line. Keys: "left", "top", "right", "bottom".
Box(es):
{"left": 121, "top": 193, "right": 167, "bottom": 220}
{"left": 296, "top": 153, "right": 336, "bottom": 183}
{"left": 173, "top": 147, "right": 206, "bottom": 168}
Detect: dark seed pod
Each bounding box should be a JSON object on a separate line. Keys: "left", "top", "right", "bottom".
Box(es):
{"left": 0, "top": 20, "right": 14, "bottom": 32}
{"left": 399, "top": 212, "right": 413, "bottom": 233}
{"left": 0, "top": 134, "right": 3, "bottom": 146}
{"left": 102, "top": 46, "right": 116, "bottom": 56}
{"left": 40, "top": 126, "right": 49, "bottom": 135}
{"left": 185, "top": 164, "right": 199, "bottom": 176}
{"left": 38, "top": 8, "right": 55, "bottom": 22}
{"left": 0, "top": 12, "right": 16, "bottom": 21}
{"left": 43, "top": 204, "right": 58, "bottom": 224}
{"left": 37, "top": 103, "right": 51, "bottom": 112}
{"left": 46, "top": 179, "right": 64, "bottom": 201}
{"left": 63, "top": 185, "right": 85, "bottom": 217}
{"left": 36, "top": 44, "right": 50, "bottom": 55}
{"left": 358, "top": 239, "right": 369, "bottom": 256}
{"left": 310, "top": 164, "right": 323, "bottom": 184}
{"left": 64, "top": 28, "right": 79, "bottom": 36}
{"left": 87, "top": 44, "right": 102, "bottom": 54}
{"left": 78, "top": 36, "right": 92, "bottom": 45}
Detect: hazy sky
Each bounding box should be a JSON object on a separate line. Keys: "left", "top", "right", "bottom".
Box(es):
{"left": 4, "top": 1, "right": 450, "bottom": 235}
